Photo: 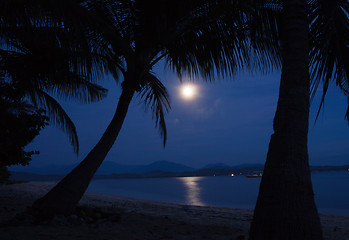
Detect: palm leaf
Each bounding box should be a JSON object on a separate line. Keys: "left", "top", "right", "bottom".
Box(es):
{"left": 0, "top": 48, "right": 108, "bottom": 101}
{"left": 309, "top": 0, "right": 349, "bottom": 122}
{"left": 138, "top": 72, "right": 171, "bottom": 146}
{"left": 27, "top": 89, "right": 79, "bottom": 154}
{"left": 49, "top": 78, "right": 108, "bottom": 103}
{"left": 162, "top": 0, "right": 281, "bottom": 81}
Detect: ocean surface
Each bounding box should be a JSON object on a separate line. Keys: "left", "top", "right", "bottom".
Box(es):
{"left": 87, "top": 171, "right": 349, "bottom": 216}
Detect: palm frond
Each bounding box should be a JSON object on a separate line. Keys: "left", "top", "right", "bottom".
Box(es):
{"left": 248, "top": 0, "right": 282, "bottom": 71}
{"left": 309, "top": 0, "right": 349, "bottom": 121}
{"left": 0, "top": 0, "right": 119, "bottom": 82}
{"left": 0, "top": 48, "right": 109, "bottom": 101}
{"left": 138, "top": 72, "right": 171, "bottom": 146}
{"left": 48, "top": 78, "right": 108, "bottom": 103}
{"left": 82, "top": 0, "right": 134, "bottom": 58}
{"left": 162, "top": 0, "right": 281, "bottom": 81}
{"left": 27, "top": 89, "right": 79, "bottom": 154}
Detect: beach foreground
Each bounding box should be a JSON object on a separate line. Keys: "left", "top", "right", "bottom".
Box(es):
{"left": 0, "top": 182, "right": 348, "bottom": 240}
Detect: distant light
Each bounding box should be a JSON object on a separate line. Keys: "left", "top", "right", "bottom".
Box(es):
{"left": 231, "top": 173, "right": 234, "bottom": 177}
{"left": 180, "top": 83, "right": 198, "bottom": 101}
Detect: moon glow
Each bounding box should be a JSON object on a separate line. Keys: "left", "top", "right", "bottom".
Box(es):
{"left": 180, "top": 83, "right": 198, "bottom": 101}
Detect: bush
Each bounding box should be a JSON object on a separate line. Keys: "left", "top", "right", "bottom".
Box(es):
{"left": 0, "top": 79, "right": 48, "bottom": 182}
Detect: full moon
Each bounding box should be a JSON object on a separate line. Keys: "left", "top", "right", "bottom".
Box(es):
{"left": 180, "top": 83, "right": 198, "bottom": 100}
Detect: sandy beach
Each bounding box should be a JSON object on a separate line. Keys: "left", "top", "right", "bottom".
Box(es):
{"left": 0, "top": 182, "right": 348, "bottom": 240}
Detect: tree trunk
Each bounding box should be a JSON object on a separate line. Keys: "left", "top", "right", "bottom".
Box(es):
{"left": 30, "top": 83, "right": 135, "bottom": 217}
{"left": 249, "top": 0, "right": 323, "bottom": 239}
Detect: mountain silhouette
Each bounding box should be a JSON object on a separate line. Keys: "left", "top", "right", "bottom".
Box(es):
{"left": 9, "top": 160, "right": 195, "bottom": 175}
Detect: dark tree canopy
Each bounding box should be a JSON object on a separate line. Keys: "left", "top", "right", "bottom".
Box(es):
{"left": 0, "top": 75, "right": 48, "bottom": 182}
{"left": 0, "top": 0, "right": 112, "bottom": 154}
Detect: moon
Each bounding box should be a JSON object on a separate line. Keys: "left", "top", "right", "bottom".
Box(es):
{"left": 180, "top": 83, "right": 199, "bottom": 101}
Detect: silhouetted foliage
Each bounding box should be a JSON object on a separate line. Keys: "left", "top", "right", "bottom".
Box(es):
{"left": 0, "top": 75, "right": 48, "bottom": 183}
{"left": 0, "top": 0, "right": 111, "bottom": 153}
{"left": 308, "top": 0, "right": 349, "bottom": 122}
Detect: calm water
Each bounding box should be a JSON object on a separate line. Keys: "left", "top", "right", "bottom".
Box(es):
{"left": 87, "top": 171, "right": 349, "bottom": 216}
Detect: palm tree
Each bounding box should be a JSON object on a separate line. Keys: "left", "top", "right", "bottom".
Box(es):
{"left": 30, "top": 0, "right": 280, "bottom": 217}
{"left": 0, "top": 0, "right": 113, "bottom": 153}
{"left": 249, "top": 0, "right": 348, "bottom": 239}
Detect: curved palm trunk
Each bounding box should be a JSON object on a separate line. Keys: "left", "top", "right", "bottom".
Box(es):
{"left": 249, "top": 0, "right": 323, "bottom": 239}
{"left": 31, "top": 84, "right": 136, "bottom": 216}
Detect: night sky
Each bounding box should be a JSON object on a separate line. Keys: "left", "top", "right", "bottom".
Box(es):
{"left": 11, "top": 62, "right": 349, "bottom": 171}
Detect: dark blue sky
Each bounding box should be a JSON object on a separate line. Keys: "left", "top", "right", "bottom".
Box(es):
{"left": 12, "top": 63, "right": 349, "bottom": 170}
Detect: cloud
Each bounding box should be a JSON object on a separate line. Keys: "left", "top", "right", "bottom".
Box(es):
{"left": 170, "top": 118, "right": 180, "bottom": 125}
{"left": 192, "top": 98, "right": 222, "bottom": 119}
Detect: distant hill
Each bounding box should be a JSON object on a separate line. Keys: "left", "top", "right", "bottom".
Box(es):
{"left": 9, "top": 160, "right": 195, "bottom": 175}
{"left": 201, "top": 163, "right": 264, "bottom": 170}
{"left": 202, "top": 163, "right": 232, "bottom": 169}
{"left": 97, "top": 161, "right": 141, "bottom": 174}
{"left": 141, "top": 160, "right": 195, "bottom": 173}
{"left": 310, "top": 165, "right": 349, "bottom": 172}
{"left": 97, "top": 160, "right": 194, "bottom": 174}
{"left": 231, "top": 163, "right": 264, "bottom": 169}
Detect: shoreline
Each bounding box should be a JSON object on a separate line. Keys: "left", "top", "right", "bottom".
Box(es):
{"left": 1, "top": 182, "right": 348, "bottom": 240}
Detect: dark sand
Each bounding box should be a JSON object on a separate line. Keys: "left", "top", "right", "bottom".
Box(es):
{"left": 0, "top": 182, "right": 348, "bottom": 240}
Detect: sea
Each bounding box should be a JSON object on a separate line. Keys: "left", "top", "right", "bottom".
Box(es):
{"left": 87, "top": 171, "right": 349, "bottom": 216}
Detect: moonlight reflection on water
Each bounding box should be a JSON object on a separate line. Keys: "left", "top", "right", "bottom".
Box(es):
{"left": 177, "top": 176, "right": 205, "bottom": 206}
